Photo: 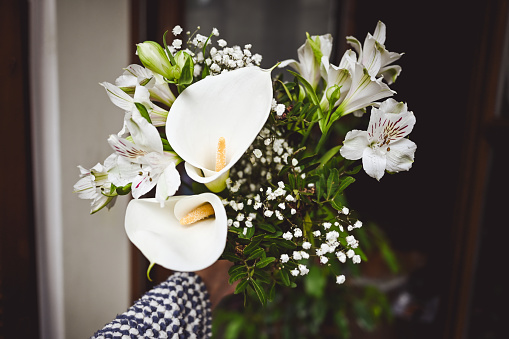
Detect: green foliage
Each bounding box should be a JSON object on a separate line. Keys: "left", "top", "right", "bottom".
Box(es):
{"left": 213, "top": 223, "right": 399, "bottom": 338}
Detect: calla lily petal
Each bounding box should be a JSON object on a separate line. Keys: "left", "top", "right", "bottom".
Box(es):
{"left": 166, "top": 66, "right": 272, "bottom": 189}
{"left": 125, "top": 193, "right": 227, "bottom": 272}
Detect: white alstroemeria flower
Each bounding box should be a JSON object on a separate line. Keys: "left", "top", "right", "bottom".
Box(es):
{"left": 125, "top": 193, "right": 227, "bottom": 271}
{"left": 74, "top": 153, "right": 117, "bottom": 214}
{"left": 101, "top": 82, "right": 168, "bottom": 127}
{"left": 340, "top": 98, "right": 417, "bottom": 180}
{"left": 108, "top": 112, "right": 181, "bottom": 204}
{"left": 347, "top": 21, "right": 403, "bottom": 84}
{"left": 334, "top": 61, "right": 395, "bottom": 118}
{"left": 166, "top": 66, "right": 272, "bottom": 192}
{"left": 115, "top": 64, "right": 176, "bottom": 108}
{"left": 279, "top": 33, "right": 333, "bottom": 89}
{"left": 319, "top": 51, "right": 355, "bottom": 111}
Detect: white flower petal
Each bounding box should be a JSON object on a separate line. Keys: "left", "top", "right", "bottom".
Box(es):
{"left": 339, "top": 63, "right": 395, "bottom": 115}
{"left": 125, "top": 193, "right": 227, "bottom": 271}
{"left": 131, "top": 170, "right": 157, "bottom": 199}
{"left": 166, "top": 66, "right": 272, "bottom": 186}
{"left": 100, "top": 82, "right": 134, "bottom": 112}
{"left": 125, "top": 112, "right": 163, "bottom": 154}
{"left": 108, "top": 156, "right": 140, "bottom": 187}
{"left": 108, "top": 134, "right": 148, "bottom": 163}
{"left": 155, "top": 162, "right": 181, "bottom": 206}
{"left": 385, "top": 138, "right": 416, "bottom": 173}
{"left": 340, "top": 130, "right": 368, "bottom": 160}
{"left": 372, "top": 21, "right": 387, "bottom": 45}
{"left": 362, "top": 147, "right": 386, "bottom": 181}
{"left": 278, "top": 58, "right": 300, "bottom": 71}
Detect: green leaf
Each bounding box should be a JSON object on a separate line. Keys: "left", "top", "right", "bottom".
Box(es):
{"left": 162, "top": 31, "right": 177, "bottom": 66}
{"left": 134, "top": 102, "right": 152, "bottom": 124}
{"left": 330, "top": 193, "right": 344, "bottom": 211}
{"left": 246, "top": 248, "right": 265, "bottom": 261}
{"left": 346, "top": 164, "right": 362, "bottom": 175}
{"left": 250, "top": 279, "right": 267, "bottom": 305}
{"left": 319, "top": 145, "right": 342, "bottom": 167}
{"left": 221, "top": 253, "right": 242, "bottom": 262}
{"left": 288, "top": 70, "right": 320, "bottom": 107}
{"left": 316, "top": 174, "right": 326, "bottom": 200}
{"left": 239, "top": 226, "right": 255, "bottom": 239}
{"left": 326, "top": 168, "right": 340, "bottom": 200}
{"left": 243, "top": 237, "right": 263, "bottom": 255}
{"left": 178, "top": 53, "right": 194, "bottom": 86}
{"left": 256, "top": 257, "right": 276, "bottom": 268}
{"left": 228, "top": 270, "right": 248, "bottom": 285}
{"left": 257, "top": 222, "right": 276, "bottom": 233}
{"left": 253, "top": 270, "right": 272, "bottom": 284}
{"left": 228, "top": 264, "right": 247, "bottom": 276}
{"left": 279, "top": 268, "right": 291, "bottom": 286}
{"left": 234, "top": 278, "right": 249, "bottom": 294}
{"left": 338, "top": 176, "right": 355, "bottom": 194}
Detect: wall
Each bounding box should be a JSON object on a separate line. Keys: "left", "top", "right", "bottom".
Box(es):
{"left": 56, "top": 1, "right": 130, "bottom": 337}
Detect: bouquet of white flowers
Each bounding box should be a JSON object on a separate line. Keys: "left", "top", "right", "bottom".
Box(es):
{"left": 74, "top": 21, "right": 416, "bottom": 304}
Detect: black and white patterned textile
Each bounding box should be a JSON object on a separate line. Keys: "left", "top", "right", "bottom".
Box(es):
{"left": 91, "top": 272, "right": 212, "bottom": 338}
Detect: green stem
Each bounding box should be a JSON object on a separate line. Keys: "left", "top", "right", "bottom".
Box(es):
{"left": 300, "top": 121, "right": 315, "bottom": 148}
{"left": 315, "top": 128, "right": 330, "bottom": 154}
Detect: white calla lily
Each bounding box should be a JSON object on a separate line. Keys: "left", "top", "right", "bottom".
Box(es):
{"left": 166, "top": 66, "right": 273, "bottom": 192}
{"left": 125, "top": 193, "right": 227, "bottom": 272}
{"left": 340, "top": 98, "right": 416, "bottom": 180}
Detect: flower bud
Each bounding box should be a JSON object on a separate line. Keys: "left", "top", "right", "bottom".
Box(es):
{"left": 326, "top": 84, "right": 341, "bottom": 107}
{"left": 174, "top": 51, "right": 194, "bottom": 84}
{"left": 137, "top": 41, "right": 180, "bottom": 80}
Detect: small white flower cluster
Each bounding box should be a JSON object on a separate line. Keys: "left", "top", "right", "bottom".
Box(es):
{"left": 169, "top": 26, "right": 262, "bottom": 78}
{"left": 248, "top": 128, "right": 298, "bottom": 178}
{"left": 206, "top": 43, "right": 262, "bottom": 75}
{"left": 278, "top": 211, "right": 364, "bottom": 282}
{"left": 271, "top": 98, "right": 286, "bottom": 117}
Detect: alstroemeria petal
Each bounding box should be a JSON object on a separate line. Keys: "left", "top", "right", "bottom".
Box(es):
{"left": 155, "top": 162, "right": 181, "bottom": 206}
{"left": 340, "top": 130, "right": 369, "bottom": 160}
{"left": 125, "top": 193, "right": 227, "bottom": 272}
{"left": 379, "top": 65, "right": 402, "bottom": 85}
{"left": 385, "top": 138, "right": 416, "bottom": 173}
{"left": 108, "top": 156, "right": 140, "bottom": 187}
{"left": 278, "top": 59, "right": 300, "bottom": 71}
{"left": 372, "top": 21, "right": 387, "bottom": 45}
{"left": 166, "top": 66, "right": 272, "bottom": 185}
{"left": 125, "top": 112, "right": 164, "bottom": 154}
{"left": 131, "top": 168, "right": 157, "bottom": 199}
{"left": 339, "top": 68, "right": 395, "bottom": 116}
{"left": 108, "top": 134, "right": 148, "bottom": 163}
{"left": 100, "top": 82, "right": 134, "bottom": 111}
{"left": 362, "top": 147, "right": 386, "bottom": 181}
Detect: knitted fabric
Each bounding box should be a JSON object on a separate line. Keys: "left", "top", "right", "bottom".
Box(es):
{"left": 91, "top": 272, "right": 212, "bottom": 338}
